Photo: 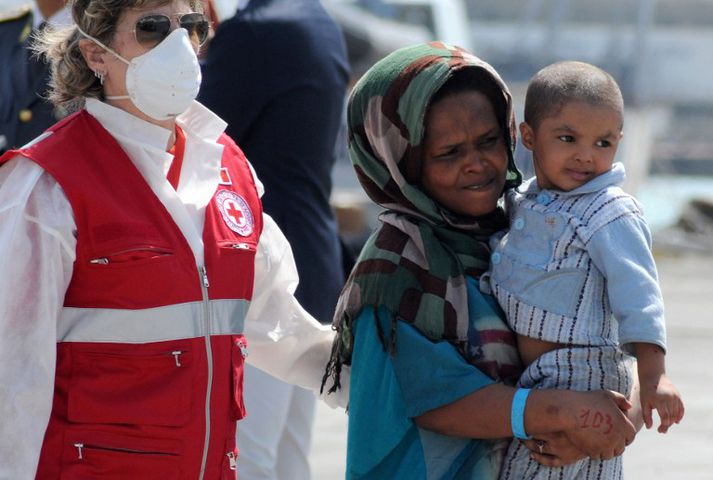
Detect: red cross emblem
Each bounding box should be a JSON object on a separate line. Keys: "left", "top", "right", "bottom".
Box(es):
{"left": 216, "top": 190, "right": 253, "bottom": 236}
{"left": 225, "top": 200, "right": 246, "bottom": 227}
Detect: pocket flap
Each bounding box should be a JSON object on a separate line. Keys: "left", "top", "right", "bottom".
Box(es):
{"left": 521, "top": 268, "right": 587, "bottom": 317}
{"left": 68, "top": 343, "right": 195, "bottom": 427}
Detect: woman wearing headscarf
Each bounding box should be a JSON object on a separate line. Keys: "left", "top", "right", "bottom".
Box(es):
{"left": 322, "top": 43, "right": 637, "bottom": 479}
{"left": 0, "top": 0, "right": 342, "bottom": 478}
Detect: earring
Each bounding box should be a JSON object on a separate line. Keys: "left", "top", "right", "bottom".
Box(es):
{"left": 94, "top": 70, "right": 105, "bottom": 85}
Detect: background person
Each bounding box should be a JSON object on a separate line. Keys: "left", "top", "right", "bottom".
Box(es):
{"left": 0, "top": 0, "right": 69, "bottom": 154}
{"left": 0, "top": 0, "right": 344, "bottom": 478}
{"left": 198, "top": 0, "right": 349, "bottom": 478}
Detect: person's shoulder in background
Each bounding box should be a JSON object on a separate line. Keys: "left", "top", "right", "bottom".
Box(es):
{"left": 232, "top": 0, "right": 347, "bottom": 65}
{"left": 0, "top": 5, "right": 33, "bottom": 153}
{"left": 0, "top": 4, "right": 32, "bottom": 31}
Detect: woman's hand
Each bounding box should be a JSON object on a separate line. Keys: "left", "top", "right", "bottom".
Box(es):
{"left": 561, "top": 390, "right": 636, "bottom": 460}
{"left": 524, "top": 433, "right": 586, "bottom": 467}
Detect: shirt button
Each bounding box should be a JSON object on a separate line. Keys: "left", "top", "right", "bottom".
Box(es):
{"left": 513, "top": 217, "right": 525, "bottom": 230}
{"left": 536, "top": 192, "right": 550, "bottom": 205}
{"left": 19, "top": 109, "right": 33, "bottom": 123}
{"left": 491, "top": 252, "right": 502, "bottom": 265}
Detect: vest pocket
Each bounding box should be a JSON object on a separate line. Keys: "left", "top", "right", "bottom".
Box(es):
{"left": 230, "top": 335, "right": 248, "bottom": 421}
{"left": 218, "top": 241, "right": 257, "bottom": 252}
{"left": 88, "top": 245, "right": 174, "bottom": 267}
{"left": 67, "top": 345, "right": 195, "bottom": 427}
{"left": 61, "top": 431, "right": 183, "bottom": 480}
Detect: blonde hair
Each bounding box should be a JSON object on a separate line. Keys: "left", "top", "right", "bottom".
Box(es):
{"left": 33, "top": 0, "right": 203, "bottom": 112}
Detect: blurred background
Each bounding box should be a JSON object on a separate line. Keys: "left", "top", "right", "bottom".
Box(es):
{"left": 5, "top": 0, "right": 709, "bottom": 252}
{"left": 319, "top": 0, "right": 713, "bottom": 258}
{"left": 308, "top": 0, "right": 713, "bottom": 260}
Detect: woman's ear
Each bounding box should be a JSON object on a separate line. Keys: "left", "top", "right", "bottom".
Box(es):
{"left": 78, "top": 38, "right": 107, "bottom": 75}
{"left": 519, "top": 122, "right": 535, "bottom": 151}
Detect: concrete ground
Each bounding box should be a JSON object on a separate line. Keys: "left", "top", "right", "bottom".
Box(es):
{"left": 308, "top": 253, "right": 713, "bottom": 479}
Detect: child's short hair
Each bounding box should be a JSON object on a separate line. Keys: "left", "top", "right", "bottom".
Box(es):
{"left": 523, "top": 61, "right": 624, "bottom": 130}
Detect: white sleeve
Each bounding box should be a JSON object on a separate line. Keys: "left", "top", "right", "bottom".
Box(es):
{"left": 0, "top": 157, "right": 76, "bottom": 479}
{"left": 243, "top": 213, "right": 348, "bottom": 408}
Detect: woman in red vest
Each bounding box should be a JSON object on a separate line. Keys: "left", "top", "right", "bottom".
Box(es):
{"left": 0, "top": 0, "right": 343, "bottom": 478}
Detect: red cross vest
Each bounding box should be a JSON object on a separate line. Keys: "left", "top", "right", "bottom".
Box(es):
{"left": 0, "top": 110, "right": 263, "bottom": 480}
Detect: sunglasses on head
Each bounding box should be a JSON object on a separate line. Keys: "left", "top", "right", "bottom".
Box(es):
{"left": 132, "top": 12, "right": 210, "bottom": 49}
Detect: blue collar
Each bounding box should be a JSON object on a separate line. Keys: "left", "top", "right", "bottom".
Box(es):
{"left": 519, "top": 162, "right": 626, "bottom": 197}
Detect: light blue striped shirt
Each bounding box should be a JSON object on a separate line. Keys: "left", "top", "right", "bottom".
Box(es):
{"left": 487, "top": 163, "right": 666, "bottom": 352}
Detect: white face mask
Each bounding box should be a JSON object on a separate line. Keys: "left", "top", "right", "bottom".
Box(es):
{"left": 79, "top": 27, "right": 201, "bottom": 121}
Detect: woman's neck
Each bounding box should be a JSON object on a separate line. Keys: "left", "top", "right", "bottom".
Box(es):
{"left": 104, "top": 97, "right": 177, "bottom": 148}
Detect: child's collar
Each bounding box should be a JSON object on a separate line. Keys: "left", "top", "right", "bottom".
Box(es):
{"left": 519, "top": 162, "right": 626, "bottom": 197}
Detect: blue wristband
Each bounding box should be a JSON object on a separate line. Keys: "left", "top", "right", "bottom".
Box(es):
{"left": 511, "top": 388, "right": 532, "bottom": 440}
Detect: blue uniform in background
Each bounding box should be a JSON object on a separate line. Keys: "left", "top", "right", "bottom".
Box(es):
{"left": 0, "top": 6, "right": 59, "bottom": 154}
{"left": 199, "top": 0, "right": 350, "bottom": 324}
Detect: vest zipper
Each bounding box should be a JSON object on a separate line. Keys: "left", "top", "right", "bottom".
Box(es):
{"left": 171, "top": 350, "right": 183, "bottom": 367}
{"left": 89, "top": 246, "right": 172, "bottom": 265}
{"left": 236, "top": 338, "right": 248, "bottom": 358}
{"left": 198, "top": 264, "right": 213, "bottom": 480}
{"left": 73, "top": 442, "right": 178, "bottom": 460}
{"left": 226, "top": 450, "right": 238, "bottom": 470}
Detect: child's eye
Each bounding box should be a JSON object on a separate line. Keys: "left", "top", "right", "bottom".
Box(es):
{"left": 596, "top": 139, "right": 612, "bottom": 148}
{"left": 558, "top": 135, "right": 575, "bottom": 143}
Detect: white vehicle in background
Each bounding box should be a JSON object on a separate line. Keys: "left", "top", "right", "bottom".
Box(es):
{"left": 211, "top": 0, "right": 472, "bottom": 74}
{"left": 322, "top": 0, "right": 473, "bottom": 76}
{"left": 372, "top": 0, "right": 472, "bottom": 50}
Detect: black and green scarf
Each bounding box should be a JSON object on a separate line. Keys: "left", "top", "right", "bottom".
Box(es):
{"left": 323, "top": 43, "right": 522, "bottom": 394}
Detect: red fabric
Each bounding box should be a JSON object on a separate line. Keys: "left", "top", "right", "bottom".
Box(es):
{"left": 166, "top": 125, "right": 186, "bottom": 190}
{"left": 14, "top": 111, "right": 263, "bottom": 308}
{"left": 5, "top": 111, "right": 263, "bottom": 479}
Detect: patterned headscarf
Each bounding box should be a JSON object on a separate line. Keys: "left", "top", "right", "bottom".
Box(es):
{"left": 322, "top": 43, "right": 522, "bottom": 393}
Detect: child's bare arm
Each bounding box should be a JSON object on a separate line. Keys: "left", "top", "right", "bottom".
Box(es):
{"left": 633, "top": 343, "right": 685, "bottom": 433}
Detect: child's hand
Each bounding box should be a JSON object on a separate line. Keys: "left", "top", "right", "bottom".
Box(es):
{"left": 634, "top": 343, "right": 685, "bottom": 433}
{"left": 639, "top": 373, "right": 684, "bottom": 433}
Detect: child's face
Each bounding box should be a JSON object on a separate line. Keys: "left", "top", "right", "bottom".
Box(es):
{"left": 521, "top": 101, "right": 623, "bottom": 192}
{"left": 421, "top": 90, "right": 509, "bottom": 218}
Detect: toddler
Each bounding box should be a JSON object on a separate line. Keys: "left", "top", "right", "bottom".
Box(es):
{"left": 488, "top": 61, "right": 685, "bottom": 479}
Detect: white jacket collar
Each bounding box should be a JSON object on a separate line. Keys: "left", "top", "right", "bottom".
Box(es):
{"left": 85, "top": 98, "right": 227, "bottom": 149}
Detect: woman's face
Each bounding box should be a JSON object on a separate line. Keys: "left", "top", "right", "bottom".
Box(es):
{"left": 421, "top": 90, "right": 509, "bottom": 218}
{"left": 101, "top": 0, "right": 196, "bottom": 122}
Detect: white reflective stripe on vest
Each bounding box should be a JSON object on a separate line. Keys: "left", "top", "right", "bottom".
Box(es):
{"left": 57, "top": 299, "right": 249, "bottom": 343}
